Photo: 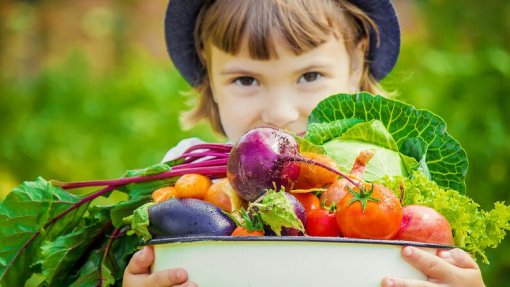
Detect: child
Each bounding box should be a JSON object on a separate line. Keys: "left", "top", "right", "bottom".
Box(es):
{"left": 123, "top": 0, "right": 485, "bottom": 286}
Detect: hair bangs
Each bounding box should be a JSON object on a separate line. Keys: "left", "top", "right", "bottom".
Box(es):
{"left": 198, "top": 0, "right": 348, "bottom": 60}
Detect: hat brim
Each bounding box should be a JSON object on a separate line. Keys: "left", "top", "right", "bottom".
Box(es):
{"left": 165, "top": 0, "right": 400, "bottom": 86}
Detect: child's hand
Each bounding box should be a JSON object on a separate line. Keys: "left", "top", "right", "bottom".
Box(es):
{"left": 123, "top": 246, "right": 198, "bottom": 287}
{"left": 381, "top": 246, "right": 485, "bottom": 287}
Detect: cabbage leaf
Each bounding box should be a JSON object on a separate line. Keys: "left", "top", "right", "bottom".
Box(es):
{"left": 306, "top": 93, "right": 468, "bottom": 193}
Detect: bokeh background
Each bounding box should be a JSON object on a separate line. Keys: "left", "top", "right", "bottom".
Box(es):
{"left": 0, "top": 0, "right": 508, "bottom": 285}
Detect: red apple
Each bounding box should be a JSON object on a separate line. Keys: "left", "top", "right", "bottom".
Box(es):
{"left": 393, "top": 205, "right": 454, "bottom": 245}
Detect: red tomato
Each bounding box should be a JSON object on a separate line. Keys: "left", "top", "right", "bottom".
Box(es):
{"left": 305, "top": 209, "right": 341, "bottom": 237}
{"left": 293, "top": 193, "right": 321, "bottom": 213}
{"left": 335, "top": 183, "right": 402, "bottom": 240}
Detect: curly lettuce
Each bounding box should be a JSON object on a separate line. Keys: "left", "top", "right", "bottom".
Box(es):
{"left": 381, "top": 172, "right": 510, "bottom": 263}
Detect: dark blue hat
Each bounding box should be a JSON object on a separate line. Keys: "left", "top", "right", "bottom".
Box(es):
{"left": 165, "top": 0, "right": 400, "bottom": 86}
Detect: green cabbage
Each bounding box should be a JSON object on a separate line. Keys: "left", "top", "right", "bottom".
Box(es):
{"left": 305, "top": 93, "right": 468, "bottom": 193}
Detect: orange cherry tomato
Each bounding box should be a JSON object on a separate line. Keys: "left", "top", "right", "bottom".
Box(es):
{"left": 204, "top": 178, "right": 244, "bottom": 212}
{"left": 174, "top": 174, "right": 212, "bottom": 200}
{"left": 293, "top": 193, "right": 321, "bottom": 213}
{"left": 335, "top": 183, "right": 402, "bottom": 240}
{"left": 294, "top": 152, "right": 339, "bottom": 189}
{"left": 231, "top": 226, "right": 264, "bottom": 237}
{"left": 152, "top": 186, "right": 178, "bottom": 203}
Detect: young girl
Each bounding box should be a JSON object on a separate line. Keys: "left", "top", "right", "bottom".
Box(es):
{"left": 123, "top": 0, "right": 485, "bottom": 286}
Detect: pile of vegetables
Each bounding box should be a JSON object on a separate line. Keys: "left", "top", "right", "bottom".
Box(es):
{"left": 1, "top": 93, "right": 509, "bottom": 287}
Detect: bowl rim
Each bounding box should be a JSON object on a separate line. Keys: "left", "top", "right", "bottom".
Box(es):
{"left": 146, "top": 236, "right": 455, "bottom": 249}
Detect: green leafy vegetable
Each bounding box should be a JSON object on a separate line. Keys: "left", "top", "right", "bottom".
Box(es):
{"left": 0, "top": 143, "right": 232, "bottom": 286}
{"left": 252, "top": 190, "right": 305, "bottom": 236}
{"left": 38, "top": 206, "right": 112, "bottom": 286}
{"left": 0, "top": 177, "right": 89, "bottom": 285}
{"left": 307, "top": 93, "right": 468, "bottom": 193}
{"left": 381, "top": 172, "right": 510, "bottom": 263}
{"left": 123, "top": 202, "right": 155, "bottom": 242}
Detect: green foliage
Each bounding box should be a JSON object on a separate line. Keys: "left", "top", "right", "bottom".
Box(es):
{"left": 307, "top": 93, "right": 468, "bottom": 192}
{"left": 0, "top": 51, "right": 218, "bottom": 189}
{"left": 0, "top": 178, "right": 89, "bottom": 285}
{"left": 252, "top": 190, "right": 305, "bottom": 236}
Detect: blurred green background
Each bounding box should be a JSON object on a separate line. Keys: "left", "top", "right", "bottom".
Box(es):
{"left": 0, "top": 0, "right": 508, "bottom": 285}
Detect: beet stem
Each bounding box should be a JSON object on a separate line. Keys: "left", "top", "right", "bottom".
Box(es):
{"left": 55, "top": 166, "right": 227, "bottom": 190}
{"left": 181, "top": 143, "right": 232, "bottom": 154}
{"left": 177, "top": 152, "right": 229, "bottom": 164}
{"left": 283, "top": 155, "right": 361, "bottom": 187}
{"left": 172, "top": 158, "right": 228, "bottom": 170}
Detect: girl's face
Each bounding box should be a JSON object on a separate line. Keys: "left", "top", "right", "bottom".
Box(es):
{"left": 208, "top": 36, "right": 363, "bottom": 142}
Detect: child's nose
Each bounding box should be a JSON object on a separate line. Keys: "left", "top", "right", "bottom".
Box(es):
{"left": 261, "top": 94, "right": 300, "bottom": 128}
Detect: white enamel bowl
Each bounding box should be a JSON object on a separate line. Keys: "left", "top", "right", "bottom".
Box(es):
{"left": 149, "top": 236, "right": 451, "bottom": 287}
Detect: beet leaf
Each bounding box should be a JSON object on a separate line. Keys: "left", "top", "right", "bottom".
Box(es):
{"left": 0, "top": 177, "right": 89, "bottom": 285}
{"left": 0, "top": 143, "right": 231, "bottom": 286}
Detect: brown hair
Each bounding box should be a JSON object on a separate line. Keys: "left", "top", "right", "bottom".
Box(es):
{"left": 182, "top": 0, "right": 387, "bottom": 136}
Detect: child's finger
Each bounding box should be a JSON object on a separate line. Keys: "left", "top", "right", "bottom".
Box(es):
{"left": 436, "top": 248, "right": 478, "bottom": 269}
{"left": 145, "top": 268, "right": 190, "bottom": 286}
{"left": 125, "top": 246, "right": 154, "bottom": 275}
{"left": 381, "top": 276, "right": 436, "bottom": 287}
{"left": 401, "top": 246, "right": 454, "bottom": 281}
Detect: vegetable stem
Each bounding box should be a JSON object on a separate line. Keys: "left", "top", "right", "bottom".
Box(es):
{"left": 181, "top": 143, "right": 232, "bottom": 154}
{"left": 172, "top": 158, "right": 228, "bottom": 170}
{"left": 99, "top": 227, "right": 122, "bottom": 287}
{"left": 53, "top": 166, "right": 227, "bottom": 190}
{"left": 282, "top": 155, "right": 361, "bottom": 187}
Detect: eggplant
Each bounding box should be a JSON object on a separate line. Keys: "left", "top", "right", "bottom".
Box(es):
{"left": 280, "top": 192, "right": 306, "bottom": 236}
{"left": 148, "top": 198, "right": 236, "bottom": 238}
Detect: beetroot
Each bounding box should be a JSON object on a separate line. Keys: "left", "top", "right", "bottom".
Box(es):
{"left": 227, "top": 127, "right": 356, "bottom": 202}
{"left": 393, "top": 205, "right": 454, "bottom": 245}
{"left": 227, "top": 127, "right": 301, "bottom": 201}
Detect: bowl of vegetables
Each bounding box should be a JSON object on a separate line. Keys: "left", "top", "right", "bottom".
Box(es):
{"left": 3, "top": 93, "right": 509, "bottom": 287}
{"left": 124, "top": 121, "right": 459, "bottom": 286}
{"left": 124, "top": 95, "right": 509, "bottom": 286}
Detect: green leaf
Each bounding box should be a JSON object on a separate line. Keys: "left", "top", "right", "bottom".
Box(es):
{"left": 323, "top": 140, "right": 418, "bottom": 181}
{"left": 68, "top": 233, "right": 139, "bottom": 287}
{"left": 38, "top": 206, "right": 112, "bottom": 286}
{"left": 400, "top": 137, "right": 431, "bottom": 178}
{"left": 254, "top": 190, "right": 304, "bottom": 236}
{"left": 123, "top": 202, "right": 154, "bottom": 242}
{"left": 308, "top": 93, "right": 468, "bottom": 193}
{"left": 340, "top": 120, "right": 399, "bottom": 151}
{"left": 67, "top": 249, "right": 108, "bottom": 287}
{"left": 295, "top": 136, "right": 325, "bottom": 154}
{"left": 122, "top": 163, "right": 171, "bottom": 177}
{"left": 0, "top": 177, "right": 88, "bottom": 286}
{"left": 111, "top": 176, "right": 177, "bottom": 227}
{"left": 305, "top": 118, "right": 363, "bottom": 145}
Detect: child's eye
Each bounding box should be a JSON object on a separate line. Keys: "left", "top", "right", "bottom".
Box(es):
{"left": 234, "top": 76, "right": 258, "bottom": 87}
{"left": 298, "top": 72, "right": 323, "bottom": 83}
